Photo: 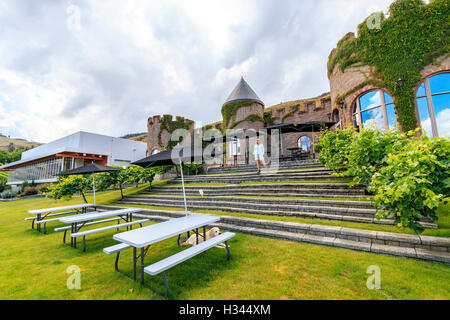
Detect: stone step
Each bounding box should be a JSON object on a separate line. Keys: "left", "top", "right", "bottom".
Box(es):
{"left": 207, "top": 160, "right": 322, "bottom": 174}
{"left": 120, "top": 197, "right": 377, "bottom": 217}
{"left": 126, "top": 195, "right": 375, "bottom": 209}
{"left": 150, "top": 183, "right": 366, "bottom": 196}
{"left": 204, "top": 167, "right": 333, "bottom": 177}
{"left": 172, "top": 174, "right": 344, "bottom": 185}
{"left": 145, "top": 191, "right": 368, "bottom": 198}
{"left": 98, "top": 205, "right": 450, "bottom": 264}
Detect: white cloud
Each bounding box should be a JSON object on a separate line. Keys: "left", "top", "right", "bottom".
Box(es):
{"left": 0, "top": 0, "right": 395, "bottom": 143}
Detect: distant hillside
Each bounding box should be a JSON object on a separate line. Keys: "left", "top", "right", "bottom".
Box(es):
{"left": 120, "top": 132, "right": 147, "bottom": 139}
{"left": 127, "top": 134, "right": 147, "bottom": 143}
{"left": 0, "top": 136, "right": 41, "bottom": 152}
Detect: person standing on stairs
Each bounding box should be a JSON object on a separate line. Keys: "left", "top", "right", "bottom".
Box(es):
{"left": 254, "top": 137, "right": 267, "bottom": 174}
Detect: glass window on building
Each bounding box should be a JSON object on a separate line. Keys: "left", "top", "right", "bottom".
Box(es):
{"left": 231, "top": 137, "right": 240, "bottom": 156}
{"left": 298, "top": 136, "right": 311, "bottom": 152}
{"left": 416, "top": 72, "right": 450, "bottom": 137}
{"left": 353, "top": 90, "right": 397, "bottom": 131}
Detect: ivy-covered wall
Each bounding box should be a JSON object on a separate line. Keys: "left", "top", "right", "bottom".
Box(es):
{"left": 328, "top": 0, "right": 449, "bottom": 132}
{"left": 147, "top": 115, "right": 194, "bottom": 154}
{"left": 221, "top": 100, "right": 264, "bottom": 130}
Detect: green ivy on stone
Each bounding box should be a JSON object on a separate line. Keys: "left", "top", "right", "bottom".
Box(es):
{"left": 328, "top": 0, "right": 449, "bottom": 132}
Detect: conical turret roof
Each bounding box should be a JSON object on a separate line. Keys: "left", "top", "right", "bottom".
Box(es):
{"left": 223, "top": 77, "right": 264, "bottom": 107}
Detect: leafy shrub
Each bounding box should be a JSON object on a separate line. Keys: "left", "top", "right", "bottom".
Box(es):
{"left": 22, "top": 186, "right": 39, "bottom": 196}
{"left": 317, "top": 128, "right": 354, "bottom": 172}
{"left": 370, "top": 136, "right": 450, "bottom": 233}
{"left": 38, "top": 184, "right": 50, "bottom": 194}
{"left": 0, "top": 177, "right": 7, "bottom": 193}
{"left": 344, "top": 128, "right": 404, "bottom": 187}
{"left": 1, "top": 190, "right": 17, "bottom": 199}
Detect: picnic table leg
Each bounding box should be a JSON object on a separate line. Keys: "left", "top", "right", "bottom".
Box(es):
{"left": 31, "top": 218, "right": 35, "bottom": 230}
{"left": 140, "top": 247, "right": 145, "bottom": 285}
{"left": 196, "top": 228, "right": 199, "bottom": 245}
{"left": 74, "top": 223, "right": 77, "bottom": 248}
{"left": 63, "top": 230, "right": 67, "bottom": 244}
{"left": 225, "top": 241, "right": 231, "bottom": 261}
{"left": 83, "top": 236, "right": 86, "bottom": 252}
{"left": 130, "top": 213, "right": 133, "bottom": 231}
{"left": 70, "top": 224, "right": 74, "bottom": 247}
{"left": 163, "top": 272, "right": 169, "bottom": 298}
{"left": 114, "top": 252, "right": 121, "bottom": 272}
{"left": 37, "top": 214, "right": 41, "bottom": 232}
{"left": 133, "top": 247, "right": 137, "bottom": 281}
{"left": 203, "top": 227, "right": 206, "bottom": 241}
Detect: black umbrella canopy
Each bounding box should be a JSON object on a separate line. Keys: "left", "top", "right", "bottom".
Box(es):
{"left": 132, "top": 147, "right": 205, "bottom": 168}
{"left": 58, "top": 163, "right": 123, "bottom": 176}
{"left": 265, "top": 121, "right": 336, "bottom": 134}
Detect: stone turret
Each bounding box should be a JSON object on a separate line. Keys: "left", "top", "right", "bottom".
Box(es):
{"left": 147, "top": 115, "right": 194, "bottom": 155}
{"left": 221, "top": 77, "right": 265, "bottom": 131}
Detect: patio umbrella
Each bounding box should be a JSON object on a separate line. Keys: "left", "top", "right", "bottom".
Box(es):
{"left": 132, "top": 147, "right": 206, "bottom": 216}
{"left": 58, "top": 163, "right": 123, "bottom": 205}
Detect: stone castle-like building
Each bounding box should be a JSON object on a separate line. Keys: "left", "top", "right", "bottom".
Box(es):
{"left": 146, "top": 0, "right": 449, "bottom": 165}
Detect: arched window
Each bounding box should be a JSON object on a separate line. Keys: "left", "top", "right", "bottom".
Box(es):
{"left": 416, "top": 72, "right": 450, "bottom": 137}
{"left": 151, "top": 149, "right": 160, "bottom": 155}
{"left": 298, "top": 136, "right": 311, "bottom": 152}
{"left": 353, "top": 90, "right": 397, "bottom": 131}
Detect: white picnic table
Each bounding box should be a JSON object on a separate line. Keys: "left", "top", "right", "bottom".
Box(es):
{"left": 113, "top": 214, "right": 221, "bottom": 284}
{"left": 28, "top": 203, "right": 96, "bottom": 233}
{"left": 59, "top": 208, "right": 141, "bottom": 249}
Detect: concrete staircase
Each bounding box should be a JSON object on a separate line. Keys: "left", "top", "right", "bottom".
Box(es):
{"left": 113, "top": 162, "right": 448, "bottom": 264}
{"left": 171, "top": 168, "right": 345, "bottom": 184}
{"left": 207, "top": 159, "right": 322, "bottom": 174}
{"left": 100, "top": 205, "right": 450, "bottom": 265}
{"left": 143, "top": 183, "right": 368, "bottom": 198}
{"left": 119, "top": 195, "right": 436, "bottom": 228}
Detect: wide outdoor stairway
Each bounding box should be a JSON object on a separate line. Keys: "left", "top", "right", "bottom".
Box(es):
{"left": 145, "top": 183, "right": 368, "bottom": 198}
{"left": 207, "top": 159, "right": 322, "bottom": 174}
{"left": 113, "top": 162, "right": 447, "bottom": 264}
{"left": 119, "top": 194, "right": 435, "bottom": 228}
{"left": 100, "top": 205, "right": 450, "bottom": 265}
{"left": 171, "top": 167, "right": 344, "bottom": 184}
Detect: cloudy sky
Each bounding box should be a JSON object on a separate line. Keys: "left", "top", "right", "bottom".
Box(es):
{"left": 0, "top": 0, "right": 396, "bottom": 143}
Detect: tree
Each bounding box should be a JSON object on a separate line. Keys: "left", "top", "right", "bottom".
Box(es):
{"left": 94, "top": 169, "right": 128, "bottom": 199}
{"left": 47, "top": 175, "right": 91, "bottom": 203}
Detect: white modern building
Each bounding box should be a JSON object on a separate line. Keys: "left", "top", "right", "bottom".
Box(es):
{"left": 0, "top": 131, "right": 147, "bottom": 188}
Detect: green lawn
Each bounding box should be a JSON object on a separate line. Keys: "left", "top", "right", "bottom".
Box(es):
{"left": 0, "top": 186, "right": 449, "bottom": 300}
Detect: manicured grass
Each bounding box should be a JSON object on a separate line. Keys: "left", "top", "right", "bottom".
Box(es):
{"left": 1, "top": 188, "right": 449, "bottom": 300}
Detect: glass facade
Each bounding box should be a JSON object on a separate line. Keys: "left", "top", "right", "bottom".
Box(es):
{"left": 7, "top": 157, "right": 75, "bottom": 184}
{"left": 416, "top": 73, "right": 450, "bottom": 137}
{"left": 353, "top": 90, "right": 397, "bottom": 131}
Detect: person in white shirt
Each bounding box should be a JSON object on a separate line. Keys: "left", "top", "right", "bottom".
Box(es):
{"left": 254, "top": 137, "right": 267, "bottom": 174}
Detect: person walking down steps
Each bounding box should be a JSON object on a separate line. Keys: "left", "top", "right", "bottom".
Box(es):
{"left": 254, "top": 137, "right": 267, "bottom": 174}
